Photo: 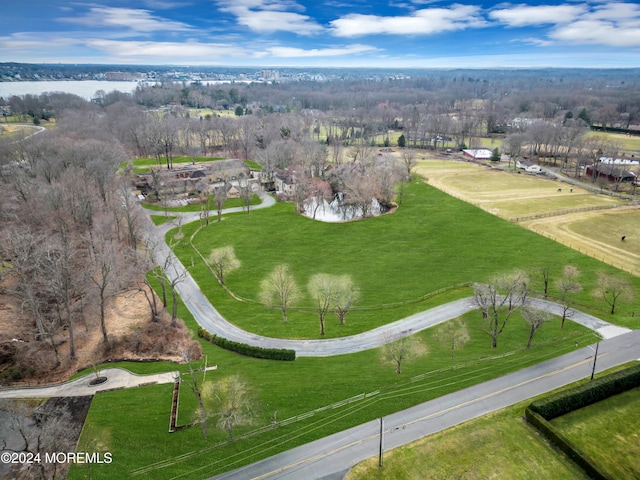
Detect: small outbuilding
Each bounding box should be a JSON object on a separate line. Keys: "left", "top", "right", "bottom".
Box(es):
{"left": 462, "top": 149, "right": 493, "bottom": 160}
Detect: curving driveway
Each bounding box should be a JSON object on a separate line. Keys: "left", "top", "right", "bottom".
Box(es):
{"left": 143, "top": 193, "right": 631, "bottom": 357}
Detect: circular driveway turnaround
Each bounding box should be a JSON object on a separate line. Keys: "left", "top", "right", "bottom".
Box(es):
{"left": 144, "top": 193, "right": 631, "bottom": 357}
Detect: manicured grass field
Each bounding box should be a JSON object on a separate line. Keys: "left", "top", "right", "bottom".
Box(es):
{"left": 119, "top": 155, "right": 227, "bottom": 174}
{"left": 150, "top": 214, "right": 175, "bottom": 225}
{"left": 71, "top": 293, "right": 600, "bottom": 480}
{"left": 550, "top": 387, "right": 640, "bottom": 479}
{"left": 171, "top": 178, "right": 638, "bottom": 339}
{"left": 142, "top": 195, "right": 260, "bottom": 213}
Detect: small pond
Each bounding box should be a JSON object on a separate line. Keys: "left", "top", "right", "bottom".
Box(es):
{"left": 302, "top": 196, "right": 384, "bottom": 222}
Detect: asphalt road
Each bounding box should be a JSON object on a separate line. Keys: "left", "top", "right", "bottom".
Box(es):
{"left": 208, "top": 329, "right": 640, "bottom": 480}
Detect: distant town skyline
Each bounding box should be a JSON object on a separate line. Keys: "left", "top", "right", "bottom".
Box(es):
{"left": 1, "top": 1, "right": 639, "bottom": 69}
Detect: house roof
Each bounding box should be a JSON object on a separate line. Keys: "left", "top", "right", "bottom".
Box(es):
{"left": 463, "top": 149, "right": 493, "bottom": 159}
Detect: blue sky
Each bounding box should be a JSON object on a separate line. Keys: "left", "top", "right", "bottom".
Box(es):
{"left": 1, "top": 1, "right": 639, "bottom": 68}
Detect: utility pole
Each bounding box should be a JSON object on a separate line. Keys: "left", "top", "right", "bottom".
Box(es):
{"left": 590, "top": 341, "right": 599, "bottom": 381}
{"left": 378, "top": 417, "right": 384, "bottom": 469}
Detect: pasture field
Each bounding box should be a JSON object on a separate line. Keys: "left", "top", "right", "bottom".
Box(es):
{"left": 550, "top": 387, "right": 640, "bottom": 479}
{"left": 415, "top": 158, "right": 640, "bottom": 277}
{"left": 587, "top": 130, "right": 640, "bottom": 154}
{"left": 524, "top": 208, "right": 640, "bottom": 276}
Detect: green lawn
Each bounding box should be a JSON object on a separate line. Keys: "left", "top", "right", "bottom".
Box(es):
{"left": 119, "top": 156, "right": 227, "bottom": 174}
{"left": 142, "top": 195, "right": 260, "bottom": 213}
{"left": 71, "top": 293, "right": 600, "bottom": 480}
{"left": 347, "top": 400, "right": 588, "bottom": 480}
{"left": 551, "top": 387, "right": 640, "bottom": 479}
{"left": 170, "top": 179, "right": 638, "bottom": 339}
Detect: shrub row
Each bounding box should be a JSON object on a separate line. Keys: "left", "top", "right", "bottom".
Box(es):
{"left": 528, "top": 363, "right": 640, "bottom": 420}
{"left": 198, "top": 327, "right": 296, "bottom": 361}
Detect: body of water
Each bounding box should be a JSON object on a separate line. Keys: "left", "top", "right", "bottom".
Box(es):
{"left": 0, "top": 79, "right": 252, "bottom": 101}
{"left": 0, "top": 80, "right": 146, "bottom": 100}
{"left": 303, "top": 196, "right": 383, "bottom": 222}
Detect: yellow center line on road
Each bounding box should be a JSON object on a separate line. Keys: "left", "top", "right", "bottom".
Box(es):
{"left": 250, "top": 354, "right": 604, "bottom": 480}
{"left": 403, "top": 355, "right": 601, "bottom": 429}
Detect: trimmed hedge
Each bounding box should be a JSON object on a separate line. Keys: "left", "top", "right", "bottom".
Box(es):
{"left": 525, "top": 409, "right": 610, "bottom": 480}
{"left": 528, "top": 363, "right": 640, "bottom": 420}
{"left": 525, "top": 363, "right": 640, "bottom": 480}
{"left": 198, "top": 327, "right": 296, "bottom": 361}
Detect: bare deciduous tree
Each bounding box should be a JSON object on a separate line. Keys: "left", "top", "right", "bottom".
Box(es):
{"left": 382, "top": 335, "right": 426, "bottom": 374}
{"left": 333, "top": 275, "right": 359, "bottom": 325}
{"left": 213, "top": 182, "right": 228, "bottom": 223}
{"left": 213, "top": 375, "right": 255, "bottom": 442}
{"left": 207, "top": 246, "right": 240, "bottom": 286}
{"left": 259, "top": 264, "right": 301, "bottom": 323}
{"left": 308, "top": 273, "right": 336, "bottom": 336}
{"left": 472, "top": 271, "right": 529, "bottom": 348}
{"left": 593, "top": 271, "right": 634, "bottom": 315}
{"left": 237, "top": 178, "right": 253, "bottom": 215}
{"left": 181, "top": 347, "right": 208, "bottom": 440}
{"left": 521, "top": 307, "right": 551, "bottom": 348}
{"left": 554, "top": 265, "right": 582, "bottom": 329}
{"left": 436, "top": 318, "right": 470, "bottom": 359}
{"left": 534, "top": 265, "right": 551, "bottom": 299}
{"left": 400, "top": 147, "right": 416, "bottom": 179}
{"left": 88, "top": 225, "right": 120, "bottom": 347}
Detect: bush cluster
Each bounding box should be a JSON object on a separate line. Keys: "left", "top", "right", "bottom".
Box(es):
{"left": 528, "top": 363, "right": 640, "bottom": 420}
{"left": 198, "top": 327, "right": 296, "bottom": 361}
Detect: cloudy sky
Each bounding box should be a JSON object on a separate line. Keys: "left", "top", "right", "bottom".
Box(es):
{"left": 1, "top": 0, "right": 639, "bottom": 68}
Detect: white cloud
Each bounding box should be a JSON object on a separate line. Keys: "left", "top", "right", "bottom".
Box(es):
{"left": 264, "top": 44, "right": 378, "bottom": 58}
{"left": 58, "top": 7, "right": 193, "bottom": 33}
{"left": 216, "top": 0, "right": 323, "bottom": 35}
{"left": 330, "top": 4, "right": 487, "bottom": 37}
{"left": 551, "top": 20, "right": 640, "bottom": 47}
{"left": 0, "top": 34, "right": 78, "bottom": 52}
{"left": 489, "top": 5, "right": 587, "bottom": 27}
{"left": 490, "top": 2, "right": 640, "bottom": 48}
{"left": 86, "top": 39, "right": 247, "bottom": 59}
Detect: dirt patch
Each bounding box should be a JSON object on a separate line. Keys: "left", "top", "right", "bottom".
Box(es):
{"left": 0, "top": 288, "right": 198, "bottom": 386}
